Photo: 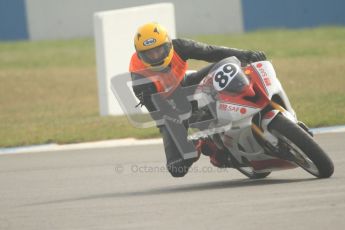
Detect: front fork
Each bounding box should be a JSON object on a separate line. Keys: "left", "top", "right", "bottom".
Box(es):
{"left": 251, "top": 101, "right": 289, "bottom": 145}
{"left": 251, "top": 101, "right": 294, "bottom": 154}
{"left": 251, "top": 101, "right": 312, "bottom": 156}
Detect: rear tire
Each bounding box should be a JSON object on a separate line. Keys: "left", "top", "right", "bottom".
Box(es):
{"left": 268, "top": 114, "right": 334, "bottom": 178}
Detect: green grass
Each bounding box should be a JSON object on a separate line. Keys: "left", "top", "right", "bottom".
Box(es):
{"left": 1, "top": 27, "right": 345, "bottom": 147}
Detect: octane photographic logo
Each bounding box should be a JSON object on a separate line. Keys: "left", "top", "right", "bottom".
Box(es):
{"left": 113, "top": 163, "right": 230, "bottom": 175}
{"left": 111, "top": 72, "right": 227, "bottom": 160}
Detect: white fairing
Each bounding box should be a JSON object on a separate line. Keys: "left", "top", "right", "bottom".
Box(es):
{"left": 252, "top": 61, "right": 296, "bottom": 118}
{"left": 216, "top": 102, "right": 260, "bottom": 125}
{"left": 252, "top": 61, "right": 280, "bottom": 98}
{"left": 191, "top": 59, "right": 298, "bottom": 172}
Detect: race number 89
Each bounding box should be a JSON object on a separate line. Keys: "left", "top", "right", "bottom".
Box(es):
{"left": 213, "top": 63, "right": 238, "bottom": 91}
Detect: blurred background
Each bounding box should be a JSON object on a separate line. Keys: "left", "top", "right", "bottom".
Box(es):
{"left": 1, "top": 0, "right": 345, "bottom": 40}
{"left": 1, "top": 0, "right": 344, "bottom": 147}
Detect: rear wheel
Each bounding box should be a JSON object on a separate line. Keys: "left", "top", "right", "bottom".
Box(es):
{"left": 268, "top": 114, "right": 334, "bottom": 178}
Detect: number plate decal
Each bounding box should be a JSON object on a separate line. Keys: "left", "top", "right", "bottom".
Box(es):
{"left": 212, "top": 63, "right": 239, "bottom": 91}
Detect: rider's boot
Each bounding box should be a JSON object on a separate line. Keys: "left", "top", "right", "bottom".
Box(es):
{"left": 210, "top": 149, "right": 231, "bottom": 168}
{"left": 195, "top": 137, "right": 217, "bottom": 156}
{"left": 195, "top": 138, "right": 231, "bottom": 168}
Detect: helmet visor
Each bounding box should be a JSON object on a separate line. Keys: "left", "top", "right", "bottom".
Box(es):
{"left": 138, "top": 43, "right": 171, "bottom": 66}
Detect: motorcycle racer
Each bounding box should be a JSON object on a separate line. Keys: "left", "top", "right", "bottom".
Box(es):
{"left": 129, "top": 22, "right": 267, "bottom": 177}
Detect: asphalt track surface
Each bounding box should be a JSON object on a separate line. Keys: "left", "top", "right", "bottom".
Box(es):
{"left": 1, "top": 132, "right": 344, "bottom": 230}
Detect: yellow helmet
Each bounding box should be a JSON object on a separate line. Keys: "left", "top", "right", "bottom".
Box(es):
{"left": 134, "top": 22, "right": 173, "bottom": 71}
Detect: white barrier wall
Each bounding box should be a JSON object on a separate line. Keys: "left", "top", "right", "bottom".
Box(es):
{"left": 94, "top": 3, "right": 176, "bottom": 115}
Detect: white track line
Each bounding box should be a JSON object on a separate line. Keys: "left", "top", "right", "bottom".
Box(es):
{"left": 0, "top": 138, "right": 162, "bottom": 155}
{"left": 310, "top": 125, "right": 345, "bottom": 134}
{"left": 1, "top": 125, "right": 344, "bottom": 155}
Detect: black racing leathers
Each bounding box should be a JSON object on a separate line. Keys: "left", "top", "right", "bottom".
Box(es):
{"left": 130, "top": 38, "right": 266, "bottom": 177}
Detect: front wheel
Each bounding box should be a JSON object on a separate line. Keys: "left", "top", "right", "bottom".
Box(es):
{"left": 268, "top": 114, "right": 334, "bottom": 178}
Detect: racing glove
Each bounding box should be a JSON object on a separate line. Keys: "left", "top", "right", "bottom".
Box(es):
{"left": 131, "top": 74, "right": 158, "bottom": 111}
{"left": 240, "top": 50, "right": 267, "bottom": 66}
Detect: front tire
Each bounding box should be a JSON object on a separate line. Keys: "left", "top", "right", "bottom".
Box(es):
{"left": 268, "top": 114, "right": 334, "bottom": 178}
